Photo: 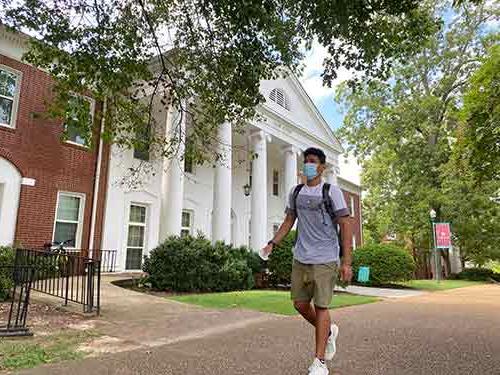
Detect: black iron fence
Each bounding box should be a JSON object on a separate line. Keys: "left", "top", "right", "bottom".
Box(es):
{"left": 42, "top": 248, "right": 118, "bottom": 273}
{"left": 14, "top": 248, "right": 101, "bottom": 314}
{"left": 0, "top": 265, "right": 35, "bottom": 337}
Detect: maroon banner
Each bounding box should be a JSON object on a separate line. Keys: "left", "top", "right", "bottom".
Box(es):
{"left": 434, "top": 222, "right": 452, "bottom": 248}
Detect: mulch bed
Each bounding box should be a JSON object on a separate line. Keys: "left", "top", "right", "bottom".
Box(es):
{"left": 1, "top": 301, "right": 88, "bottom": 334}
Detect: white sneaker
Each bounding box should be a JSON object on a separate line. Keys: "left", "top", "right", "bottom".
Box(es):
{"left": 325, "top": 323, "right": 339, "bottom": 361}
{"left": 308, "top": 358, "right": 329, "bottom": 375}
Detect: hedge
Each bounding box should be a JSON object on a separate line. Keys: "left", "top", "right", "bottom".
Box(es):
{"left": 455, "top": 268, "right": 500, "bottom": 282}
{"left": 143, "top": 235, "right": 262, "bottom": 292}
{"left": 352, "top": 243, "right": 416, "bottom": 285}
{"left": 0, "top": 246, "right": 15, "bottom": 301}
{"left": 268, "top": 231, "right": 295, "bottom": 286}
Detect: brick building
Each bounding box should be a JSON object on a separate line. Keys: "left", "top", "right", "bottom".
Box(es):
{"left": 0, "top": 27, "right": 109, "bottom": 250}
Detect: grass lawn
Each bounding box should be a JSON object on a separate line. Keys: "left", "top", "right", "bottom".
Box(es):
{"left": 399, "top": 279, "right": 486, "bottom": 291}
{"left": 170, "top": 290, "right": 379, "bottom": 315}
{"left": 0, "top": 330, "right": 99, "bottom": 371}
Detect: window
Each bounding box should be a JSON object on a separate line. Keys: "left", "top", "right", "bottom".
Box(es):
{"left": 184, "top": 138, "right": 194, "bottom": 174}
{"left": 65, "top": 95, "right": 94, "bottom": 147}
{"left": 269, "top": 88, "right": 290, "bottom": 110}
{"left": 126, "top": 204, "right": 147, "bottom": 270}
{"left": 53, "top": 192, "right": 85, "bottom": 248}
{"left": 272, "top": 169, "right": 279, "bottom": 196}
{"left": 181, "top": 210, "right": 193, "bottom": 237}
{"left": 350, "top": 196, "right": 356, "bottom": 217}
{"left": 352, "top": 233, "right": 357, "bottom": 250}
{"left": 0, "top": 66, "right": 21, "bottom": 128}
{"left": 273, "top": 223, "right": 280, "bottom": 235}
{"left": 133, "top": 123, "right": 151, "bottom": 161}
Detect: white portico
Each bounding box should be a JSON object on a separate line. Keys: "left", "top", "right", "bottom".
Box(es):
{"left": 101, "top": 74, "right": 347, "bottom": 271}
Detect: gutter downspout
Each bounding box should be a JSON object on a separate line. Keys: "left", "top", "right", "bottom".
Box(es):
{"left": 89, "top": 98, "right": 107, "bottom": 255}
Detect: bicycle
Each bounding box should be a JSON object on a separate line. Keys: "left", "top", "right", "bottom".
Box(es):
{"left": 43, "top": 240, "right": 73, "bottom": 276}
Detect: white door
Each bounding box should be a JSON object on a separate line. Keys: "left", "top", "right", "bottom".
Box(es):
{"left": 0, "top": 157, "right": 22, "bottom": 246}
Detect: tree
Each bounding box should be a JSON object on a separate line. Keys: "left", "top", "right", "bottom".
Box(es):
{"left": 442, "top": 42, "right": 500, "bottom": 265}
{"left": 336, "top": 1, "right": 499, "bottom": 266}
{"left": 0, "top": 0, "right": 440, "bottom": 169}
{"left": 459, "top": 42, "right": 500, "bottom": 184}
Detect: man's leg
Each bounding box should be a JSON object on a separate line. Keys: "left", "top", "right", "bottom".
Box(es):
{"left": 313, "top": 263, "right": 338, "bottom": 360}
{"left": 293, "top": 300, "right": 316, "bottom": 326}
{"left": 314, "top": 306, "right": 331, "bottom": 360}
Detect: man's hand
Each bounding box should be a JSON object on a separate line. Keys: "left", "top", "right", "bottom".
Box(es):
{"left": 340, "top": 263, "right": 353, "bottom": 282}
{"left": 259, "top": 244, "right": 273, "bottom": 260}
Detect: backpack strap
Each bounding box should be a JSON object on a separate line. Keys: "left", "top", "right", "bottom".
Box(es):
{"left": 291, "top": 184, "right": 304, "bottom": 215}
{"left": 291, "top": 184, "right": 304, "bottom": 245}
{"left": 322, "top": 183, "right": 344, "bottom": 259}
{"left": 322, "top": 183, "right": 336, "bottom": 221}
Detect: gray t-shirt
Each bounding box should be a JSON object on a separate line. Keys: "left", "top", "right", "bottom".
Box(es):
{"left": 286, "top": 182, "right": 349, "bottom": 265}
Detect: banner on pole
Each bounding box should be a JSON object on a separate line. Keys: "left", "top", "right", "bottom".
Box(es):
{"left": 434, "top": 222, "right": 452, "bottom": 248}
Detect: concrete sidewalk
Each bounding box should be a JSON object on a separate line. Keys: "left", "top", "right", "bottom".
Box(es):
{"left": 336, "top": 285, "right": 426, "bottom": 298}
{"left": 78, "top": 275, "right": 284, "bottom": 351}
{"left": 21, "top": 284, "right": 500, "bottom": 375}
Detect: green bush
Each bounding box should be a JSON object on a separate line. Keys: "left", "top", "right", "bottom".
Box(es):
{"left": 268, "top": 231, "right": 296, "bottom": 286}
{"left": 229, "top": 245, "right": 264, "bottom": 275}
{"left": 352, "top": 244, "right": 416, "bottom": 285}
{"left": 143, "top": 235, "right": 256, "bottom": 292}
{"left": 0, "top": 246, "right": 15, "bottom": 301}
{"left": 456, "top": 268, "right": 500, "bottom": 282}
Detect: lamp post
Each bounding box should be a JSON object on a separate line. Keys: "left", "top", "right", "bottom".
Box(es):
{"left": 243, "top": 183, "right": 251, "bottom": 197}
{"left": 429, "top": 208, "right": 440, "bottom": 283}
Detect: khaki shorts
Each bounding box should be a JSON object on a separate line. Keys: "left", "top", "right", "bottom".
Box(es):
{"left": 291, "top": 259, "right": 338, "bottom": 308}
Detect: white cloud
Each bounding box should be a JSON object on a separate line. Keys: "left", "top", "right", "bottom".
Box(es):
{"left": 299, "top": 40, "right": 353, "bottom": 102}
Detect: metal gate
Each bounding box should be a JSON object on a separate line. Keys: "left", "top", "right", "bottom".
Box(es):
{"left": 0, "top": 266, "right": 35, "bottom": 337}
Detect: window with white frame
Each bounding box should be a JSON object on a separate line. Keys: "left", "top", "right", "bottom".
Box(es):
{"left": 65, "top": 95, "right": 95, "bottom": 147}
{"left": 272, "top": 169, "right": 279, "bottom": 196}
{"left": 53, "top": 192, "right": 85, "bottom": 248}
{"left": 350, "top": 195, "right": 356, "bottom": 217}
{"left": 126, "top": 204, "right": 147, "bottom": 270}
{"left": 184, "top": 138, "right": 194, "bottom": 174}
{"left": 181, "top": 210, "right": 193, "bottom": 237}
{"left": 133, "top": 122, "right": 151, "bottom": 161}
{"left": 269, "top": 88, "right": 290, "bottom": 110}
{"left": 0, "top": 66, "right": 21, "bottom": 129}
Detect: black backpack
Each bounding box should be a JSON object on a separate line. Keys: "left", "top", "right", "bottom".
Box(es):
{"left": 291, "top": 183, "right": 344, "bottom": 258}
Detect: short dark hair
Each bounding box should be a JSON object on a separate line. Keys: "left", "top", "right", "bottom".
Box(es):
{"left": 304, "top": 147, "right": 326, "bottom": 164}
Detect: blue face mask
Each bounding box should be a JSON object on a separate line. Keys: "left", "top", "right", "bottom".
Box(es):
{"left": 303, "top": 163, "right": 318, "bottom": 181}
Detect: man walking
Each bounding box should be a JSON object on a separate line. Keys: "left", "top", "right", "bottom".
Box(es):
{"left": 261, "top": 147, "right": 353, "bottom": 375}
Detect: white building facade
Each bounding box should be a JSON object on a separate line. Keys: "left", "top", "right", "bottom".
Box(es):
{"left": 101, "top": 75, "right": 362, "bottom": 271}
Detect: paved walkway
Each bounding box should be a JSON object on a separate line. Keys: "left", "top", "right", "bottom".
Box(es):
{"left": 335, "top": 285, "right": 426, "bottom": 298}
{"left": 90, "top": 275, "right": 284, "bottom": 349}
{"left": 21, "top": 283, "right": 500, "bottom": 375}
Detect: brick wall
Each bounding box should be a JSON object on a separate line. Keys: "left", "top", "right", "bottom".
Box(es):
{"left": 0, "top": 54, "right": 109, "bottom": 249}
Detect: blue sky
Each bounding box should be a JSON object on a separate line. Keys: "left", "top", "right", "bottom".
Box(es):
{"left": 298, "top": 42, "right": 361, "bottom": 184}
{"left": 299, "top": 41, "right": 351, "bottom": 131}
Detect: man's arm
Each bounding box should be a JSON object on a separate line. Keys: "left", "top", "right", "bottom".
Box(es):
{"left": 261, "top": 212, "right": 296, "bottom": 257}
{"left": 271, "top": 212, "right": 296, "bottom": 245}
{"left": 338, "top": 215, "right": 354, "bottom": 281}
{"left": 338, "top": 216, "right": 353, "bottom": 264}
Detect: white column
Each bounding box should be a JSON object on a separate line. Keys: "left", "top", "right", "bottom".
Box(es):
{"left": 159, "top": 103, "right": 186, "bottom": 239}
{"left": 212, "top": 122, "right": 232, "bottom": 244}
{"left": 250, "top": 130, "right": 268, "bottom": 251}
{"left": 283, "top": 145, "right": 298, "bottom": 199}
{"left": 324, "top": 164, "right": 338, "bottom": 185}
